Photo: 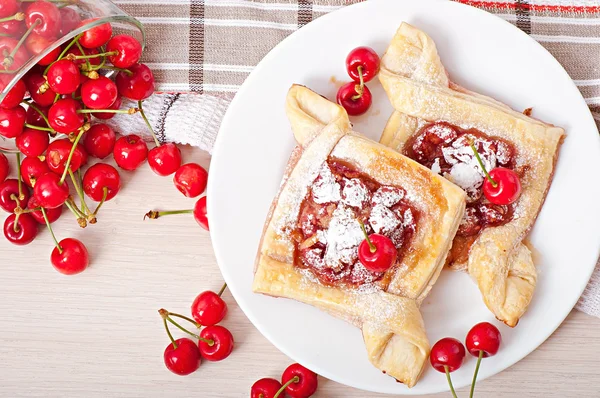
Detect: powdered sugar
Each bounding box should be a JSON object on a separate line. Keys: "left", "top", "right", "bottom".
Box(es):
{"left": 312, "top": 163, "right": 341, "bottom": 204}
{"left": 341, "top": 178, "right": 370, "bottom": 208}
{"left": 369, "top": 204, "right": 401, "bottom": 235}
{"left": 372, "top": 186, "right": 404, "bottom": 207}
{"left": 322, "top": 205, "right": 364, "bottom": 271}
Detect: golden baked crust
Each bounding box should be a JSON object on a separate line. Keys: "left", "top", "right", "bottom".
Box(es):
{"left": 378, "top": 23, "right": 564, "bottom": 327}
{"left": 253, "top": 85, "right": 466, "bottom": 386}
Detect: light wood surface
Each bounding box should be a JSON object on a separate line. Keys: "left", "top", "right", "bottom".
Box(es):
{"left": 1, "top": 147, "right": 599, "bottom": 398}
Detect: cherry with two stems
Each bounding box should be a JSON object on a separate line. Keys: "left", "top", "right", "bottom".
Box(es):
{"left": 429, "top": 337, "right": 466, "bottom": 398}
{"left": 358, "top": 221, "right": 397, "bottom": 273}
{"left": 144, "top": 196, "right": 209, "bottom": 231}
{"left": 465, "top": 322, "right": 502, "bottom": 398}
{"left": 191, "top": 283, "right": 228, "bottom": 327}
{"left": 113, "top": 134, "right": 148, "bottom": 171}
{"left": 469, "top": 141, "right": 521, "bottom": 205}
{"left": 16, "top": 128, "right": 49, "bottom": 157}
{"left": 21, "top": 155, "right": 50, "bottom": 188}
{"left": 174, "top": 163, "right": 208, "bottom": 198}
{"left": 279, "top": 363, "right": 319, "bottom": 398}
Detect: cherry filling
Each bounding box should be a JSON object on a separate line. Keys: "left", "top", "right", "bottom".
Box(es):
{"left": 404, "top": 122, "right": 521, "bottom": 265}
{"left": 293, "top": 160, "right": 418, "bottom": 287}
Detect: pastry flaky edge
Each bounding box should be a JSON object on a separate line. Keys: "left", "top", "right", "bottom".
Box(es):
{"left": 252, "top": 85, "right": 466, "bottom": 387}
{"left": 378, "top": 22, "right": 565, "bottom": 327}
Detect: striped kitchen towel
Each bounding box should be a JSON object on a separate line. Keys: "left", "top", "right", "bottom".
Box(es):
{"left": 109, "top": 0, "right": 600, "bottom": 316}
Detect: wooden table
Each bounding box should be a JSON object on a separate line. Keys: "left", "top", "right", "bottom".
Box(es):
{"left": 1, "top": 147, "right": 599, "bottom": 398}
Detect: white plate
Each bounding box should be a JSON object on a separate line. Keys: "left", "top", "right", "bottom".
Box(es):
{"left": 208, "top": 0, "right": 600, "bottom": 394}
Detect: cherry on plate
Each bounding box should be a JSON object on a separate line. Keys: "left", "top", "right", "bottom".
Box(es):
{"left": 163, "top": 338, "right": 201, "bottom": 376}
{"left": 51, "top": 238, "right": 89, "bottom": 275}
{"left": 3, "top": 213, "right": 38, "bottom": 245}
{"left": 465, "top": 322, "right": 502, "bottom": 358}
{"left": 358, "top": 230, "right": 397, "bottom": 273}
{"left": 429, "top": 337, "right": 466, "bottom": 373}
{"left": 336, "top": 82, "right": 372, "bottom": 116}
{"left": 198, "top": 325, "right": 234, "bottom": 362}
{"left": 483, "top": 168, "right": 521, "bottom": 206}
{"left": 173, "top": 163, "right": 208, "bottom": 198}
{"left": 113, "top": 134, "right": 148, "bottom": 171}
{"left": 346, "top": 46, "right": 380, "bottom": 83}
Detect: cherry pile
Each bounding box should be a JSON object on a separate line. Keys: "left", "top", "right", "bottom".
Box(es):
{"left": 160, "top": 284, "right": 233, "bottom": 376}
{"left": 430, "top": 322, "right": 502, "bottom": 398}
{"left": 0, "top": 1, "right": 210, "bottom": 275}
{"left": 251, "top": 363, "right": 319, "bottom": 398}
{"left": 336, "top": 46, "right": 380, "bottom": 116}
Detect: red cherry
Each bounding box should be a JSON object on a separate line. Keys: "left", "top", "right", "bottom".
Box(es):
{"left": 0, "top": 19, "right": 24, "bottom": 36}
{"left": 16, "top": 128, "right": 49, "bottom": 157}
{"left": 1, "top": 79, "right": 26, "bottom": 109}
{"left": 51, "top": 238, "right": 89, "bottom": 275}
{"left": 346, "top": 46, "right": 380, "bottom": 83}
{"left": 429, "top": 337, "right": 466, "bottom": 373}
{"left": 25, "top": 73, "right": 56, "bottom": 107}
{"left": 0, "top": 0, "right": 19, "bottom": 18}
{"left": 148, "top": 143, "right": 182, "bottom": 176}
{"left": 0, "top": 37, "right": 30, "bottom": 70}
{"left": 20, "top": 155, "right": 49, "bottom": 188}
{"left": 173, "top": 163, "right": 208, "bottom": 198}
{"left": 191, "top": 290, "right": 227, "bottom": 326}
{"left": 193, "top": 196, "right": 208, "bottom": 230}
{"left": 281, "top": 363, "right": 318, "bottom": 398}
{"left": 115, "top": 63, "right": 155, "bottom": 101}
{"left": 358, "top": 232, "right": 397, "bottom": 273}
{"left": 3, "top": 213, "right": 38, "bottom": 245}
{"left": 25, "top": 32, "right": 59, "bottom": 64}
{"left": 80, "top": 76, "right": 118, "bottom": 110}
{"left": 47, "top": 59, "right": 80, "bottom": 95}
{"left": 46, "top": 139, "right": 87, "bottom": 175}
{"left": 106, "top": 34, "right": 142, "bottom": 69}
{"left": 336, "top": 82, "right": 372, "bottom": 116}
{"left": 83, "top": 163, "right": 121, "bottom": 202}
{"left": 0, "top": 152, "right": 8, "bottom": 182}
{"left": 0, "top": 105, "right": 26, "bottom": 138}
{"left": 59, "top": 6, "right": 80, "bottom": 36}
{"left": 92, "top": 96, "right": 121, "bottom": 120}
{"left": 0, "top": 178, "right": 29, "bottom": 213}
{"left": 113, "top": 134, "right": 148, "bottom": 171}
{"left": 37, "top": 45, "right": 61, "bottom": 66}
{"left": 251, "top": 378, "right": 283, "bottom": 398}
{"left": 33, "top": 172, "right": 68, "bottom": 209}
{"left": 83, "top": 124, "right": 115, "bottom": 159}
{"left": 27, "top": 196, "right": 62, "bottom": 224}
{"left": 48, "top": 98, "right": 84, "bottom": 134}
{"left": 65, "top": 46, "right": 101, "bottom": 67}
{"left": 482, "top": 168, "right": 521, "bottom": 206}
{"left": 25, "top": 103, "right": 49, "bottom": 127}
{"left": 163, "top": 338, "right": 201, "bottom": 376}
{"left": 198, "top": 325, "right": 234, "bottom": 362}
{"left": 465, "top": 322, "right": 502, "bottom": 358}
{"left": 79, "top": 19, "right": 112, "bottom": 48}
{"left": 25, "top": 1, "right": 61, "bottom": 38}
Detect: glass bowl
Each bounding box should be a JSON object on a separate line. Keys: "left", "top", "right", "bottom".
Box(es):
{"left": 0, "top": 0, "right": 145, "bottom": 152}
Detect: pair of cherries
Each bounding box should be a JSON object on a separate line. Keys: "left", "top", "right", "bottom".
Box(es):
{"left": 336, "top": 46, "right": 380, "bottom": 116}
{"left": 430, "top": 322, "right": 502, "bottom": 398}
{"left": 162, "top": 284, "right": 233, "bottom": 376}
{"left": 251, "top": 363, "right": 318, "bottom": 398}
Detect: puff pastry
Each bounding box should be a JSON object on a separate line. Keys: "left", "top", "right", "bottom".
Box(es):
{"left": 378, "top": 23, "right": 564, "bottom": 327}
{"left": 253, "top": 85, "right": 466, "bottom": 386}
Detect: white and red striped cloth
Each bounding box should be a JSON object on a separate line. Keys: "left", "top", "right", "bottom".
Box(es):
{"left": 109, "top": 0, "right": 600, "bottom": 317}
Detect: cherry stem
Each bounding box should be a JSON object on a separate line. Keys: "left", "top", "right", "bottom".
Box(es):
{"left": 24, "top": 123, "right": 54, "bottom": 133}
{"left": 15, "top": 152, "right": 24, "bottom": 200}
{"left": 159, "top": 309, "right": 214, "bottom": 345}
{"left": 65, "top": 198, "right": 87, "bottom": 227}
{"left": 58, "top": 131, "right": 84, "bottom": 185}
{"left": 161, "top": 316, "right": 178, "bottom": 350}
{"left": 167, "top": 312, "right": 202, "bottom": 329}
{"left": 77, "top": 108, "right": 139, "bottom": 115}
{"left": 92, "top": 187, "right": 108, "bottom": 216}
{"left": 68, "top": 169, "right": 91, "bottom": 216}
{"left": 3, "top": 19, "right": 39, "bottom": 68}
{"left": 23, "top": 101, "right": 51, "bottom": 127}
{"left": 13, "top": 211, "right": 20, "bottom": 233}
{"left": 469, "top": 350, "right": 484, "bottom": 398}
{"left": 144, "top": 209, "right": 192, "bottom": 220}
{"left": 218, "top": 283, "right": 227, "bottom": 297}
{"left": 138, "top": 100, "right": 160, "bottom": 147}
{"left": 54, "top": 93, "right": 61, "bottom": 103}
{"left": 0, "top": 12, "right": 24, "bottom": 23}
{"left": 351, "top": 65, "right": 365, "bottom": 101}
{"left": 444, "top": 365, "right": 458, "bottom": 398}
{"left": 75, "top": 41, "right": 92, "bottom": 72}
{"left": 44, "top": 33, "right": 83, "bottom": 76}
{"left": 469, "top": 140, "right": 497, "bottom": 188}
{"left": 359, "top": 221, "right": 376, "bottom": 253}
{"left": 67, "top": 50, "right": 118, "bottom": 61}
{"left": 41, "top": 207, "right": 62, "bottom": 254}
{"left": 273, "top": 376, "right": 300, "bottom": 398}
